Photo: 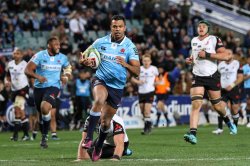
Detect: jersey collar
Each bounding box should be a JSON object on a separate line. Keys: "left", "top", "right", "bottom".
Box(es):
{"left": 108, "top": 34, "right": 127, "bottom": 45}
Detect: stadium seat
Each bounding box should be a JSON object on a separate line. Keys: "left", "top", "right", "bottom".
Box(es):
{"left": 97, "top": 30, "right": 106, "bottom": 38}
{"left": 87, "top": 31, "right": 98, "bottom": 41}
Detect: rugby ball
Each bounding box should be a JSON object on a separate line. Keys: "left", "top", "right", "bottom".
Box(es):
{"left": 88, "top": 48, "right": 101, "bottom": 69}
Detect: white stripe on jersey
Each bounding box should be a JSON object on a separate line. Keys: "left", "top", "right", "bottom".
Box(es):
{"left": 218, "top": 60, "right": 239, "bottom": 89}
{"left": 7, "top": 60, "right": 29, "bottom": 91}
{"left": 191, "top": 35, "right": 218, "bottom": 76}
{"left": 138, "top": 65, "right": 159, "bottom": 94}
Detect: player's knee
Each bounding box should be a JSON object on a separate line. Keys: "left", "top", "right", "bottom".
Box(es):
{"left": 210, "top": 97, "right": 222, "bottom": 105}
{"left": 14, "top": 96, "right": 25, "bottom": 110}
{"left": 191, "top": 95, "right": 203, "bottom": 110}
{"left": 94, "top": 98, "right": 106, "bottom": 107}
{"left": 41, "top": 101, "right": 52, "bottom": 114}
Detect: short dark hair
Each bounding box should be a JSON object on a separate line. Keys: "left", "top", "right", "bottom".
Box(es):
{"left": 111, "top": 15, "right": 126, "bottom": 25}
{"left": 47, "top": 36, "right": 59, "bottom": 45}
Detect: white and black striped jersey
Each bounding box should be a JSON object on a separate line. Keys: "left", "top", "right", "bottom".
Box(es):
{"left": 191, "top": 35, "right": 224, "bottom": 76}
{"left": 104, "top": 114, "right": 129, "bottom": 146}
{"left": 138, "top": 65, "right": 158, "bottom": 94}
{"left": 218, "top": 60, "right": 242, "bottom": 89}
{"left": 7, "top": 60, "right": 29, "bottom": 91}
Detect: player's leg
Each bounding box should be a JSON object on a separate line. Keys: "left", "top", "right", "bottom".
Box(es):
{"left": 143, "top": 102, "right": 153, "bottom": 134}
{"left": 92, "top": 104, "right": 116, "bottom": 161}
{"left": 162, "top": 95, "right": 170, "bottom": 126}
{"left": 83, "top": 82, "right": 108, "bottom": 149}
{"left": 208, "top": 90, "right": 237, "bottom": 134}
{"left": 20, "top": 106, "right": 30, "bottom": 141}
{"left": 50, "top": 108, "right": 58, "bottom": 140}
{"left": 39, "top": 87, "right": 60, "bottom": 148}
{"left": 155, "top": 100, "right": 162, "bottom": 127}
{"left": 184, "top": 86, "right": 204, "bottom": 144}
{"left": 140, "top": 92, "right": 154, "bottom": 134}
{"left": 212, "top": 91, "right": 228, "bottom": 135}
{"left": 92, "top": 86, "right": 123, "bottom": 161}
{"left": 12, "top": 95, "right": 27, "bottom": 141}
{"left": 139, "top": 102, "right": 147, "bottom": 133}
{"left": 50, "top": 97, "right": 61, "bottom": 140}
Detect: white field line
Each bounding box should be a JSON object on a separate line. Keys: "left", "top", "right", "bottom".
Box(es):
{"left": 124, "top": 157, "right": 250, "bottom": 162}
{"left": 1, "top": 157, "right": 250, "bottom": 162}
{"left": 0, "top": 141, "right": 78, "bottom": 147}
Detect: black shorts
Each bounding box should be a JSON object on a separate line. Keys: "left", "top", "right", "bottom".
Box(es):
{"left": 34, "top": 87, "right": 60, "bottom": 112}
{"left": 192, "top": 71, "right": 221, "bottom": 91}
{"left": 221, "top": 87, "right": 240, "bottom": 104}
{"left": 87, "top": 140, "right": 129, "bottom": 159}
{"left": 156, "top": 94, "right": 169, "bottom": 102}
{"left": 243, "top": 88, "right": 250, "bottom": 100}
{"left": 92, "top": 77, "right": 123, "bottom": 109}
{"left": 11, "top": 86, "right": 29, "bottom": 102}
{"left": 138, "top": 91, "right": 154, "bottom": 103}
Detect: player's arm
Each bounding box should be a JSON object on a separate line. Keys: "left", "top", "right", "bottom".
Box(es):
{"left": 198, "top": 47, "right": 232, "bottom": 61}
{"left": 25, "top": 61, "right": 47, "bottom": 83}
{"left": 75, "top": 132, "right": 90, "bottom": 161}
{"left": 116, "top": 57, "right": 140, "bottom": 76}
{"left": 61, "top": 57, "right": 72, "bottom": 85}
{"left": 112, "top": 133, "right": 125, "bottom": 160}
{"left": 198, "top": 37, "right": 232, "bottom": 61}
{"left": 131, "top": 76, "right": 144, "bottom": 85}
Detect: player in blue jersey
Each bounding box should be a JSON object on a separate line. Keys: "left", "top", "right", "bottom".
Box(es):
{"left": 25, "top": 36, "right": 72, "bottom": 148}
{"left": 242, "top": 56, "right": 250, "bottom": 127}
{"left": 79, "top": 15, "right": 140, "bottom": 161}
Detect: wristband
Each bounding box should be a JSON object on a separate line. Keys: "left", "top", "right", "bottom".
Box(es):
{"left": 111, "top": 155, "right": 121, "bottom": 160}
{"left": 205, "top": 52, "right": 211, "bottom": 59}
{"left": 230, "top": 82, "right": 236, "bottom": 88}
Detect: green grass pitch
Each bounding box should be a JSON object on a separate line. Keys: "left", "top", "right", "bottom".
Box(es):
{"left": 0, "top": 125, "right": 250, "bottom": 166}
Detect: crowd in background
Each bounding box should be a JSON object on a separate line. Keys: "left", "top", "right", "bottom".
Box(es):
{"left": 0, "top": 0, "right": 250, "bottom": 131}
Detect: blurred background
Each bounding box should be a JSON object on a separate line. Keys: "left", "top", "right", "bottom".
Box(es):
{"left": 0, "top": 0, "right": 250, "bottom": 132}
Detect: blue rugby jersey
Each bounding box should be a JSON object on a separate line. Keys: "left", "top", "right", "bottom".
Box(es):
{"left": 92, "top": 34, "right": 139, "bottom": 89}
{"left": 31, "top": 50, "right": 70, "bottom": 89}
{"left": 243, "top": 64, "right": 250, "bottom": 88}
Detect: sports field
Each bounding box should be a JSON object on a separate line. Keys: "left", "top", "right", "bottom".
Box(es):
{"left": 0, "top": 125, "right": 249, "bottom": 166}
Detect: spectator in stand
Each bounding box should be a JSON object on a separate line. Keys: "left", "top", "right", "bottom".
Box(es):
{"left": 69, "top": 11, "right": 86, "bottom": 43}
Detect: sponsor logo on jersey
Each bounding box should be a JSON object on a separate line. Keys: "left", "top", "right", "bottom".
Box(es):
{"left": 41, "top": 64, "right": 61, "bottom": 71}
{"left": 101, "top": 46, "right": 106, "bottom": 50}
{"left": 193, "top": 43, "right": 197, "bottom": 46}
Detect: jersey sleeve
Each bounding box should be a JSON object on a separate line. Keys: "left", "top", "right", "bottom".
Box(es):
{"left": 31, "top": 53, "right": 41, "bottom": 66}
{"left": 62, "top": 55, "right": 70, "bottom": 68}
{"left": 128, "top": 43, "right": 139, "bottom": 61}
{"left": 92, "top": 39, "right": 100, "bottom": 49}
{"left": 113, "top": 121, "right": 125, "bottom": 135}
{"left": 215, "top": 36, "right": 224, "bottom": 50}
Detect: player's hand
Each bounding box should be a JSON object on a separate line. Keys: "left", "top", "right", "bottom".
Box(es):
{"left": 37, "top": 75, "right": 47, "bottom": 83}
{"left": 198, "top": 50, "right": 206, "bottom": 58}
{"left": 79, "top": 52, "right": 93, "bottom": 67}
{"left": 116, "top": 56, "right": 128, "bottom": 67}
{"left": 110, "top": 158, "right": 120, "bottom": 161}
{"left": 185, "top": 56, "right": 193, "bottom": 64}
{"left": 61, "top": 75, "right": 68, "bottom": 85}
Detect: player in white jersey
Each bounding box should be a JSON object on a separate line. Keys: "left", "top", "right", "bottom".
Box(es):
{"left": 132, "top": 54, "right": 158, "bottom": 135}
{"left": 5, "top": 48, "right": 30, "bottom": 141}
{"left": 213, "top": 49, "right": 243, "bottom": 134}
{"left": 184, "top": 20, "right": 237, "bottom": 144}
{"left": 75, "top": 114, "right": 132, "bottom": 161}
